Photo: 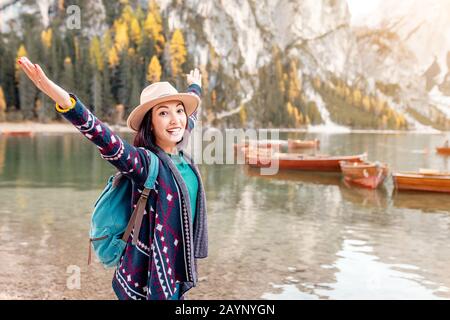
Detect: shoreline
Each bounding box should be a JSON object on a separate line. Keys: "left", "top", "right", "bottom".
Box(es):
{"left": 0, "top": 122, "right": 449, "bottom": 135}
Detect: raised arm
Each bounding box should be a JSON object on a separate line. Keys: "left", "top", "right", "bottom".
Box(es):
{"left": 17, "top": 57, "right": 151, "bottom": 186}
{"left": 185, "top": 68, "right": 202, "bottom": 133}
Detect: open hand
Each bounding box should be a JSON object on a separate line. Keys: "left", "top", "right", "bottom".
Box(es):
{"left": 187, "top": 68, "right": 202, "bottom": 88}
{"left": 17, "top": 57, "right": 72, "bottom": 108}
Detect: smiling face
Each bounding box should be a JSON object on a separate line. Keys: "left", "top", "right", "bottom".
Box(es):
{"left": 150, "top": 100, "right": 187, "bottom": 154}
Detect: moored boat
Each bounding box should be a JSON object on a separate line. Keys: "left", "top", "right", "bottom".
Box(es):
{"left": 234, "top": 140, "right": 286, "bottom": 150}
{"left": 1, "top": 130, "right": 35, "bottom": 137}
{"left": 392, "top": 169, "right": 450, "bottom": 193}
{"left": 247, "top": 152, "right": 366, "bottom": 172}
{"left": 234, "top": 141, "right": 283, "bottom": 160}
{"left": 287, "top": 138, "right": 320, "bottom": 150}
{"left": 436, "top": 147, "right": 450, "bottom": 155}
{"left": 339, "top": 161, "right": 389, "bottom": 189}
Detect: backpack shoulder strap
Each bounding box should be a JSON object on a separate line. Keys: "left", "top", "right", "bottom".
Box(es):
{"left": 122, "top": 150, "right": 159, "bottom": 245}
{"left": 144, "top": 151, "right": 159, "bottom": 189}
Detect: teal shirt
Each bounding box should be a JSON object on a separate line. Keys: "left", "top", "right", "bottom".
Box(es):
{"left": 167, "top": 152, "right": 198, "bottom": 300}
{"left": 168, "top": 152, "right": 198, "bottom": 223}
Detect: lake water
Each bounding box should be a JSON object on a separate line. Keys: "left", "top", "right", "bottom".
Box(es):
{"left": 0, "top": 131, "right": 449, "bottom": 300}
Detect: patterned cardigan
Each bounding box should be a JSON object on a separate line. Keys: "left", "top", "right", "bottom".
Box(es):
{"left": 56, "top": 84, "right": 208, "bottom": 300}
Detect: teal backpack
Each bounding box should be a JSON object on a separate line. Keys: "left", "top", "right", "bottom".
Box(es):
{"left": 88, "top": 151, "right": 159, "bottom": 268}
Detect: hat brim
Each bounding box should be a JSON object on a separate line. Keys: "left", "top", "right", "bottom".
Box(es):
{"left": 126, "top": 93, "right": 200, "bottom": 132}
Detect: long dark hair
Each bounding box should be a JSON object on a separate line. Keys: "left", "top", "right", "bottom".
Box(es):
{"left": 113, "top": 110, "right": 155, "bottom": 187}
{"left": 133, "top": 110, "right": 155, "bottom": 149}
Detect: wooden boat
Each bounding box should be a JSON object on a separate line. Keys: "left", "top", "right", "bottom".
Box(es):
{"left": 244, "top": 166, "right": 342, "bottom": 186}
{"left": 1, "top": 130, "right": 35, "bottom": 137}
{"left": 392, "top": 169, "right": 450, "bottom": 193}
{"left": 436, "top": 147, "right": 450, "bottom": 155}
{"left": 339, "top": 161, "right": 389, "bottom": 189}
{"left": 247, "top": 152, "right": 366, "bottom": 172}
{"left": 234, "top": 140, "right": 286, "bottom": 150}
{"left": 287, "top": 138, "right": 320, "bottom": 150}
{"left": 234, "top": 141, "right": 283, "bottom": 160}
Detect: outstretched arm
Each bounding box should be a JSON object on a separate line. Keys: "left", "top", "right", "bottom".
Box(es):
{"left": 185, "top": 68, "right": 202, "bottom": 133}
{"left": 17, "top": 57, "right": 152, "bottom": 187}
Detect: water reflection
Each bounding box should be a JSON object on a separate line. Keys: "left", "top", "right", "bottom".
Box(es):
{"left": 313, "top": 237, "right": 449, "bottom": 299}
{"left": 0, "top": 134, "right": 116, "bottom": 190}
{"left": 244, "top": 166, "right": 389, "bottom": 209}
{"left": 340, "top": 181, "right": 389, "bottom": 209}
{"left": 1, "top": 132, "right": 450, "bottom": 299}
{"left": 392, "top": 191, "right": 450, "bottom": 214}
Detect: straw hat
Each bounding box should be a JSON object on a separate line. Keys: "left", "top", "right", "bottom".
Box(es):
{"left": 126, "top": 82, "right": 200, "bottom": 131}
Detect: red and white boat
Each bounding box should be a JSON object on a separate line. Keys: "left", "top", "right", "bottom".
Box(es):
{"left": 339, "top": 161, "right": 389, "bottom": 189}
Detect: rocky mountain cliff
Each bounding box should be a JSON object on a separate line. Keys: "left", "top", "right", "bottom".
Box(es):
{"left": 1, "top": 0, "right": 449, "bottom": 131}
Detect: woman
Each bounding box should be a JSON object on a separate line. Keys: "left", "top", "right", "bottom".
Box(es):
{"left": 17, "top": 57, "right": 208, "bottom": 300}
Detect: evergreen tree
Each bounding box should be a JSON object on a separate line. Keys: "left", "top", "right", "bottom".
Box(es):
{"left": 102, "top": 60, "right": 115, "bottom": 121}
{"left": 113, "top": 51, "right": 132, "bottom": 114}
{"left": 73, "top": 39, "right": 93, "bottom": 108}
{"left": 61, "top": 57, "right": 75, "bottom": 94}
{"left": 90, "top": 36, "right": 105, "bottom": 72}
{"left": 16, "top": 45, "right": 36, "bottom": 120}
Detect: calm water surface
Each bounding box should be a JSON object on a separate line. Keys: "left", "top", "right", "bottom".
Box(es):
{"left": 0, "top": 131, "right": 449, "bottom": 299}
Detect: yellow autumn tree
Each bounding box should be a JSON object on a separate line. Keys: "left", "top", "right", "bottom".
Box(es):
{"left": 239, "top": 105, "right": 247, "bottom": 125}
{"left": 114, "top": 20, "right": 129, "bottom": 52}
{"left": 108, "top": 46, "right": 119, "bottom": 67}
{"left": 286, "top": 102, "right": 302, "bottom": 126}
{"left": 74, "top": 36, "right": 80, "bottom": 61}
{"left": 144, "top": 1, "right": 165, "bottom": 55}
{"left": 90, "top": 36, "right": 104, "bottom": 71}
{"left": 41, "top": 28, "right": 52, "bottom": 49}
{"left": 353, "top": 88, "right": 362, "bottom": 107}
{"left": 272, "top": 46, "right": 285, "bottom": 94}
{"left": 16, "top": 45, "right": 27, "bottom": 60}
{"left": 130, "top": 17, "right": 142, "bottom": 46}
{"left": 0, "top": 87, "right": 5, "bottom": 122}
{"left": 169, "top": 29, "right": 187, "bottom": 77}
{"left": 147, "top": 55, "right": 162, "bottom": 83}
{"left": 362, "top": 95, "right": 371, "bottom": 112}
{"left": 121, "top": 4, "right": 134, "bottom": 25}
{"left": 128, "top": 47, "right": 136, "bottom": 57}
{"left": 288, "top": 60, "right": 301, "bottom": 102}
